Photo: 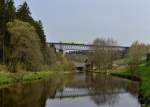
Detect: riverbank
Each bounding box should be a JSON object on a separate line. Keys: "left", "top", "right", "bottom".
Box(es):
{"left": 111, "top": 64, "right": 150, "bottom": 107}
{"left": 0, "top": 70, "right": 61, "bottom": 88}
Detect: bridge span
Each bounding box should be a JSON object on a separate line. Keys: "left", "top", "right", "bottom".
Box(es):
{"left": 47, "top": 42, "right": 129, "bottom": 54}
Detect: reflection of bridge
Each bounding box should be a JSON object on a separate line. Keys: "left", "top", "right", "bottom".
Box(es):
{"left": 47, "top": 42, "right": 129, "bottom": 54}
{"left": 54, "top": 88, "right": 126, "bottom": 99}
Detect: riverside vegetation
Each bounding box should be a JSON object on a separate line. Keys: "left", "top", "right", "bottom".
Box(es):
{"left": 0, "top": 1, "right": 73, "bottom": 86}
{"left": 112, "top": 42, "right": 150, "bottom": 107}
{"left": 112, "top": 64, "right": 150, "bottom": 107}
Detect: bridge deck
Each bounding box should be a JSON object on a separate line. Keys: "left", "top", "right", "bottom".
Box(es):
{"left": 47, "top": 42, "right": 129, "bottom": 52}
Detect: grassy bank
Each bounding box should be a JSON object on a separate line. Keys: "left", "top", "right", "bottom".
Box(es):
{"left": 112, "top": 64, "right": 150, "bottom": 107}
{"left": 0, "top": 71, "right": 60, "bottom": 88}
{"left": 0, "top": 61, "right": 73, "bottom": 88}
{"left": 138, "top": 64, "right": 150, "bottom": 106}
{"left": 111, "top": 71, "right": 132, "bottom": 80}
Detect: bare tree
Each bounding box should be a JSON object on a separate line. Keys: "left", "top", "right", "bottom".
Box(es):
{"left": 90, "top": 38, "right": 118, "bottom": 72}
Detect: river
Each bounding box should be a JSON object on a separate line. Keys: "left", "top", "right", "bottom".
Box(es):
{"left": 0, "top": 73, "right": 141, "bottom": 107}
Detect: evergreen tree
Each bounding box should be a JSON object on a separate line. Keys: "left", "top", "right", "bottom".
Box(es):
{"left": 0, "top": 0, "right": 5, "bottom": 17}
{"left": 0, "top": 0, "right": 7, "bottom": 62}
{"left": 16, "top": 1, "right": 33, "bottom": 22}
{"left": 33, "top": 20, "right": 46, "bottom": 47}
{"left": 6, "top": 0, "right": 16, "bottom": 22}
{"left": 16, "top": 2, "right": 46, "bottom": 46}
{"left": 0, "top": 0, "right": 5, "bottom": 41}
{"left": 4, "top": 0, "right": 16, "bottom": 48}
{"left": 33, "top": 20, "right": 50, "bottom": 65}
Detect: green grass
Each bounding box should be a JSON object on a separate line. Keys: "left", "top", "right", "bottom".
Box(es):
{"left": 0, "top": 62, "right": 71, "bottom": 88}
{"left": 22, "top": 71, "right": 53, "bottom": 81}
{"left": 111, "top": 71, "right": 132, "bottom": 79}
{"left": 137, "top": 64, "right": 150, "bottom": 105}
{"left": 0, "top": 71, "right": 57, "bottom": 88}
{"left": 0, "top": 72, "right": 13, "bottom": 85}
{"left": 112, "top": 63, "right": 150, "bottom": 107}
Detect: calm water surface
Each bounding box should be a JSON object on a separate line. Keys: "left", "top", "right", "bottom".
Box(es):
{"left": 0, "top": 73, "right": 141, "bottom": 107}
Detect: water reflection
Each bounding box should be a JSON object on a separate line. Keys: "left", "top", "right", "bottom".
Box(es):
{"left": 86, "top": 73, "right": 138, "bottom": 106}
{"left": 0, "top": 73, "right": 140, "bottom": 107}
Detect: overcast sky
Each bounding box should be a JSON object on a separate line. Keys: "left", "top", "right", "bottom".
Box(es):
{"left": 14, "top": 0, "right": 150, "bottom": 46}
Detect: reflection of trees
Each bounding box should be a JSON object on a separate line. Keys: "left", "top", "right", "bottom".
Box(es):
{"left": 0, "top": 78, "right": 62, "bottom": 107}
{"left": 90, "top": 93, "right": 118, "bottom": 106}
{"left": 85, "top": 73, "right": 139, "bottom": 106}
{"left": 126, "top": 81, "right": 139, "bottom": 97}
{"left": 86, "top": 73, "right": 120, "bottom": 106}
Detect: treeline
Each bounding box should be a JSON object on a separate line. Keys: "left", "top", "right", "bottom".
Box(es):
{"left": 90, "top": 38, "right": 150, "bottom": 75}
{"left": 0, "top": 0, "right": 71, "bottom": 72}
